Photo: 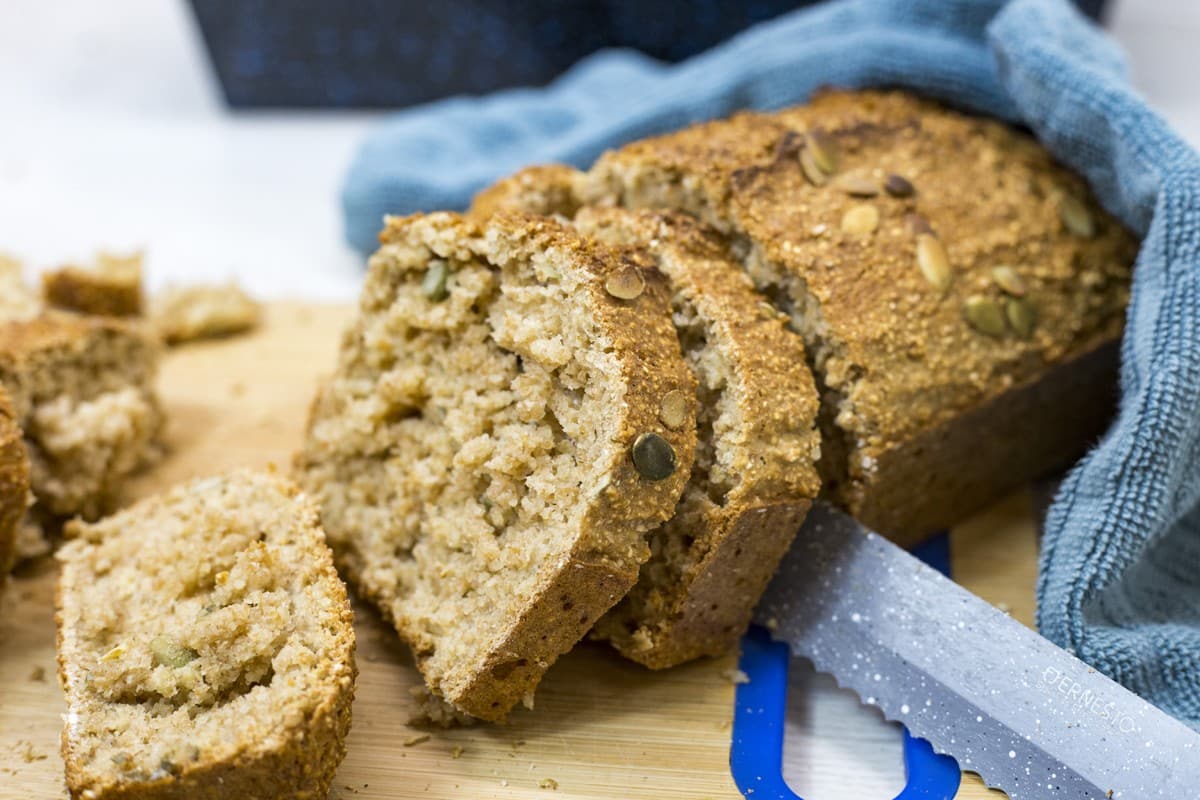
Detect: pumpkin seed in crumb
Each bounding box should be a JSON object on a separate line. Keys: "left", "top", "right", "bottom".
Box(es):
{"left": 1006, "top": 297, "right": 1037, "bottom": 338}
{"left": 1059, "top": 194, "right": 1095, "bottom": 238}
{"left": 915, "top": 234, "right": 952, "bottom": 292}
{"left": 834, "top": 174, "right": 879, "bottom": 197}
{"left": 884, "top": 174, "right": 916, "bottom": 197}
{"left": 799, "top": 148, "right": 828, "bottom": 187}
{"left": 841, "top": 204, "right": 880, "bottom": 235}
{"left": 632, "top": 433, "right": 677, "bottom": 481}
{"left": 659, "top": 390, "right": 689, "bottom": 430}
{"left": 604, "top": 266, "right": 645, "bottom": 300}
{"left": 991, "top": 265, "right": 1027, "bottom": 296}
{"left": 806, "top": 128, "right": 839, "bottom": 174}
{"left": 421, "top": 259, "right": 450, "bottom": 301}
{"left": 963, "top": 296, "right": 1007, "bottom": 337}
{"left": 149, "top": 635, "right": 198, "bottom": 668}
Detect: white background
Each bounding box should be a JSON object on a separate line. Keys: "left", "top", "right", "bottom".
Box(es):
{"left": 0, "top": 1, "right": 1195, "bottom": 795}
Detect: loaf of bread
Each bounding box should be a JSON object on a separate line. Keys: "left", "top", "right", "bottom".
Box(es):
{"left": 573, "top": 89, "right": 1136, "bottom": 541}
{"left": 56, "top": 470, "right": 355, "bottom": 800}
{"left": 572, "top": 208, "right": 821, "bottom": 668}
{"left": 42, "top": 252, "right": 144, "bottom": 318}
{"left": 298, "top": 212, "right": 696, "bottom": 719}
{"left": 0, "top": 312, "right": 163, "bottom": 547}
{"left": 0, "top": 385, "right": 30, "bottom": 587}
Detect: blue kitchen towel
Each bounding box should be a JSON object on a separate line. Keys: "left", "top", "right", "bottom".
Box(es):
{"left": 342, "top": 0, "right": 1200, "bottom": 727}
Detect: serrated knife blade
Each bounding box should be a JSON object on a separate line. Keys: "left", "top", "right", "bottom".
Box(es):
{"left": 753, "top": 503, "right": 1200, "bottom": 799}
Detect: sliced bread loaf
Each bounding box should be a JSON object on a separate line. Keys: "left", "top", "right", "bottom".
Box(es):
{"left": 580, "top": 89, "right": 1137, "bottom": 541}
{"left": 0, "top": 385, "right": 30, "bottom": 586}
{"left": 0, "top": 312, "right": 163, "bottom": 532}
{"left": 297, "top": 212, "right": 696, "bottom": 719}
{"left": 56, "top": 469, "right": 355, "bottom": 800}
{"left": 573, "top": 208, "right": 821, "bottom": 668}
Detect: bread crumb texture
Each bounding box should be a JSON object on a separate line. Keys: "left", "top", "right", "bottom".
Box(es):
{"left": 152, "top": 283, "right": 261, "bottom": 345}
{"left": 298, "top": 211, "right": 695, "bottom": 720}
{"left": 56, "top": 469, "right": 356, "bottom": 800}
{"left": 582, "top": 89, "right": 1136, "bottom": 537}
{"left": 0, "top": 312, "right": 163, "bottom": 527}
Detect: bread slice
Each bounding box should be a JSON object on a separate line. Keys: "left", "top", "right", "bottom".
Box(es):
{"left": 56, "top": 470, "right": 355, "bottom": 800}
{"left": 152, "top": 283, "right": 261, "bottom": 345}
{"left": 42, "top": 251, "right": 144, "bottom": 318}
{"left": 0, "top": 312, "right": 163, "bottom": 540}
{"left": 297, "top": 211, "right": 696, "bottom": 719}
{"left": 580, "top": 89, "right": 1137, "bottom": 541}
{"left": 0, "top": 384, "right": 30, "bottom": 587}
{"left": 573, "top": 208, "right": 821, "bottom": 667}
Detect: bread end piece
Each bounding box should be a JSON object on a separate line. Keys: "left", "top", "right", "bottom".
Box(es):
{"left": 56, "top": 469, "right": 355, "bottom": 800}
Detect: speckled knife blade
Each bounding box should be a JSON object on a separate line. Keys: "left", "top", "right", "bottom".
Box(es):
{"left": 753, "top": 503, "right": 1200, "bottom": 799}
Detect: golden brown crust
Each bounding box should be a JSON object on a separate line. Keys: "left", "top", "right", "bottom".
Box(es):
{"left": 0, "top": 385, "right": 29, "bottom": 584}
{"left": 565, "top": 208, "right": 821, "bottom": 666}
{"left": 42, "top": 267, "right": 143, "bottom": 318}
{"left": 56, "top": 471, "right": 356, "bottom": 800}
{"left": 302, "top": 211, "right": 696, "bottom": 720}
{"left": 469, "top": 164, "right": 584, "bottom": 220}
{"left": 583, "top": 89, "right": 1136, "bottom": 539}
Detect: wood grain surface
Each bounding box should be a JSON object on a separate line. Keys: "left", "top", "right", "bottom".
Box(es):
{"left": 0, "top": 303, "right": 1034, "bottom": 799}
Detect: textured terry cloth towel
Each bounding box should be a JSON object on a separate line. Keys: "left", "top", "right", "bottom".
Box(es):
{"left": 342, "top": 0, "right": 1200, "bottom": 728}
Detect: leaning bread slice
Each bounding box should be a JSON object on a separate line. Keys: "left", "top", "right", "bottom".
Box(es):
{"left": 574, "top": 208, "right": 822, "bottom": 667}
{"left": 581, "top": 90, "right": 1136, "bottom": 541}
{"left": 0, "top": 312, "right": 163, "bottom": 535}
{"left": 297, "top": 211, "right": 695, "bottom": 720}
{"left": 56, "top": 470, "right": 356, "bottom": 800}
{"left": 0, "top": 385, "right": 30, "bottom": 587}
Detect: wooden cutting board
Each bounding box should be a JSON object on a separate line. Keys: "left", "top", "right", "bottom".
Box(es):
{"left": 0, "top": 303, "right": 1035, "bottom": 799}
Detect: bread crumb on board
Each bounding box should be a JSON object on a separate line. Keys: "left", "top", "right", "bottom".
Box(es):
{"left": 721, "top": 668, "right": 751, "bottom": 685}
{"left": 539, "top": 778, "right": 559, "bottom": 790}
{"left": 403, "top": 734, "right": 431, "bottom": 747}
{"left": 151, "top": 283, "right": 261, "bottom": 345}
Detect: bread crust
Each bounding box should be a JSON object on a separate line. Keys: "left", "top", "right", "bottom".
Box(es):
{"left": 0, "top": 385, "right": 29, "bottom": 584}
{"left": 42, "top": 267, "right": 143, "bottom": 318}
{"left": 565, "top": 208, "right": 821, "bottom": 667}
{"left": 56, "top": 471, "right": 356, "bottom": 800}
{"left": 301, "top": 212, "right": 696, "bottom": 720}
{"left": 583, "top": 89, "right": 1136, "bottom": 540}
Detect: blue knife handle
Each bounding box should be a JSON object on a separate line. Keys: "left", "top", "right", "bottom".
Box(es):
{"left": 729, "top": 534, "right": 961, "bottom": 800}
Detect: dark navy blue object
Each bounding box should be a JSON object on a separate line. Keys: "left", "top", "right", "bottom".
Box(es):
{"left": 187, "top": 0, "right": 1106, "bottom": 109}
{"left": 730, "top": 534, "right": 960, "bottom": 799}
{"left": 187, "top": 0, "right": 816, "bottom": 109}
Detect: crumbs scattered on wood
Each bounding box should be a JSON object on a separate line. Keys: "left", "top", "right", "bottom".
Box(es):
{"left": 404, "top": 734, "right": 431, "bottom": 747}
{"left": 539, "top": 778, "right": 559, "bottom": 790}
{"left": 450, "top": 745, "right": 464, "bottom": 759}
{"left": 721, "top": 668, "right": 750, "bottom": 685}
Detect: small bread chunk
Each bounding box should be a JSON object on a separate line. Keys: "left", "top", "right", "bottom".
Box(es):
{"left": 56, "top": 470, "right": 356, "bottom": 800}
{"left": 0, "top": 253, "right": 40, "bottom": 322}
{"left": 0, "top": 312, "right": 163, "bottom": 537}
{"left": 298, "top": 212, "right": 696, "bottom": 720}
{"left": 42, "top": 251, "right": 144, "bottom": 317}
{"left": 581, "top": 90, "right": 1137, "bottom": 541}
{"left": 152, "top": 283, "right": 261, "bottom": 345}
{"left": 0, "top": 385, "right": 30, "bottom": 586}
{"left": 572, "top": 208, "right": 821, "bottom": 668}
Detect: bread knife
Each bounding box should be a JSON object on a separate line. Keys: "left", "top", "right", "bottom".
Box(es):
{"left": 753, "top": 502, "right": 1200, "bottom": 799}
